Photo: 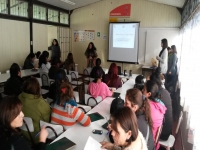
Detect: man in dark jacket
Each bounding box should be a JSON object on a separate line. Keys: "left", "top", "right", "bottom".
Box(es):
{"left": 4, "top": 63, "right": 24, "bottom": 96}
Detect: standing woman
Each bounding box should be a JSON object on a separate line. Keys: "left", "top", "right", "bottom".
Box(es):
{"left": 85, "top": 42, "right": 98, "bottom": 67}
{"left": 156, "top": 39, "right": 168, "bottom": 74}
{"left": 166, "top": 45, "right": 178, "bottom": 90}
{"left": 48, "top": 39, "right": 61, "bottom": 60}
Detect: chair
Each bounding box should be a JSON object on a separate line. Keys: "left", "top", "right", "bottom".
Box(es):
{"left": 74, "top": 91, "right": 91, "bottom": 113}
{"left": 159, "top": 111, "right": 183, "bottom": 150}
{"left": 39, "top": 120, "right": 65, "bottom": 140}
{"left": 40, "top": 72, "right": 54, "bottom": 88}
{"left": 20, "top": 117, "right": 35, "bottom": 146}
{"left": 85, "top": 94, "right": 102, "bottom": 107}
{"left": 69, "top": 71, "right": 82, "bottom": 80}
{"left": 155, "top": 124, "right": 163, "bottom": 148}
{"left": 66, "top": 75, "right": 77, "bottom": 89}
{"left": 83, "top": 68, "right": 92, "bottom": 84}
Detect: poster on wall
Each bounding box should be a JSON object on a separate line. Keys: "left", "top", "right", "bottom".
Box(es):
{"left": 74, "top": 30, "right": 95, "bottom": 42}
{"left": 74, "top": 30, "right": 85, "bottom": 42}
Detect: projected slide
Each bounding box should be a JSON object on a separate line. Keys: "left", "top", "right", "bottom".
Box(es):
{"left": 113, "top": 24, "right": 135, "bottom": 48}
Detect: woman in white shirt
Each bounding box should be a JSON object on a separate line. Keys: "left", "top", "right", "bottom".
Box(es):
{"left": 156, "top": 39, "right": 168, "bottom": 74}
{"left": 39, "top": 51, "right": 51, "bottom": 73}
{"left": 101, "top": 107, "right": 147, "bottom": 150}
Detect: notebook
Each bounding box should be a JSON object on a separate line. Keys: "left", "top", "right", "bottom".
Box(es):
{"left": 112, "top": 92, "right": 120, "bottom": 98}
{"left": 102, "top": 120, "right": 110, "bottom": 130}
{"left": 46, "top": 137, "right": 76, "bottom": 150}
{"left": 88, "top": 112, "right": 104, "bottom": 122}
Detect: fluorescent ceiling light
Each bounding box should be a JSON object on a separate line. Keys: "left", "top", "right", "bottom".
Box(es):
{"left": 61, "top": 0, "right": 75, "bottom": 5}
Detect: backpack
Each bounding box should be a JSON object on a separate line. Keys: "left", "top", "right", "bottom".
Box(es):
{"left": 110, "top": 98, "right": 124, "bottom": 114}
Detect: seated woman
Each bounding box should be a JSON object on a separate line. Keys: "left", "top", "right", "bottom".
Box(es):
{"left": 90, "top": 58, "right": 105, "bottom": 78}
{"left": 34, "top": 51, "right": 41, "bottom": 68}
{"left": 0, "top": 96, "right": 48, "bottom": 150}
{"left": 150, "top": 67, "right": 173, "bottom": 141}
{"left": 101, "top": 107, "right": 148, "bottom": 150}
{"left": 133, "top": 75, "right": 145, "bottom": 91}
{"left": 51, "top": 82, "right": 91, "bottom": 129}
{"left": 143, "top": 80, "right": 166, "bottom": 149}
{"left": 4, "top": 63, "right": 24, "bottom": 96}
{"left": 125, "top": 88, "right": 155, "bottom": 150}
{"left": 64, "top": 53, "right": 75, "bottom": 74}
{"left": 23, "top": 53, "right": 35, "bottom": 69}
{"left": 48, "top": 57, "right": 60, "bottom": 79}
{"left": 39, "top": 51, "right": 51, "bottom": 73}
{"left": 18, "top": 78, "right": 51, "bottom": 143}
{"left": 103, "top": 63, "right": 122, "bottom": 89}
{"left": 88, "top": 67, "right": 113, "bottom": 100}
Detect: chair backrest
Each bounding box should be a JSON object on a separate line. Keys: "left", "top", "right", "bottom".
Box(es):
{"left": 84, "top": 94, "right": 102, "bottom": 106}
{"left": 69, "top": 71, "right": 78, "bottom": 79}
{"left": 74, "top": 91, "right": 80, "bottom": 103}
{"left": 84, "top": 84, "right": 89, "bottom": 94}
{"left": 20, "top": 117, "right": 34, "bottom": 132}
{"left": 83, "top": 69, "right": 89, "bottom": 75}
{"left": 40, "top": 72, "right": 49, "bottom": 87}
{"left": 175, "top": 111, "right": 183, "bottom": 135}
{"left": 155, "top": 124, "right": 163, "bottom": 146}
{"left": 40, "top": 120, "right": 64, "bottom": 140}
{"left": 66, "top": 75, "right": 72, "bottom": 82}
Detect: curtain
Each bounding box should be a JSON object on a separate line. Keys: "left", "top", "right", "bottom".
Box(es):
{"left": 179, "top": 6, "right": 200, "bottom": 150}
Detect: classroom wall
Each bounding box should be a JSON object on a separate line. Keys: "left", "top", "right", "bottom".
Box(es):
{"left": 70, "top": 0, "right": 181, "bottom": 74}
{"left": 0, "top": 19, "right": 30, "bottom": 73}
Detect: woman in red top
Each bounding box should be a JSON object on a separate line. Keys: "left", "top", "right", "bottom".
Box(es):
{"left": 103, "top": 63, "right": 122, "bottom": 89}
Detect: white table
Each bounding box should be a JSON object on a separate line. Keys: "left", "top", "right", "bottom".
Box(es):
{"left": 51, "top": 97, "right": 114, "bottom": 150}
{"left": 0, "top": 69, "right": 40, "bottom": 83}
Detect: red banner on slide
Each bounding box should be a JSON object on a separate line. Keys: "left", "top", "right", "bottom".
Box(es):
{"left": 110, "top": 4, "right": 131, "bottom": 17}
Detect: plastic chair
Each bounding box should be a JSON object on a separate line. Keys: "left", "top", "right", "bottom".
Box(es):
{"left": 159, "top": 111, "right": 183, "bottom": 150}
{"left": 85, "top": 94, "right": 102, "bottom": 107}
{"left": 155, "top": 124, "right": 163, "bottom": 148}
{"left": 39, "top": 120, "right": 65, "bottom": 140}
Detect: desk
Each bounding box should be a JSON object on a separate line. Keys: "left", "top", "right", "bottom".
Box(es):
{"left": 142, "top": 65, "right": 154, "bottom": 76}
{"left": 51, "top": 97, "right": 114, "bottom": 150}
{"left": 0, "top": 69, "right": 40, "bottom": 83}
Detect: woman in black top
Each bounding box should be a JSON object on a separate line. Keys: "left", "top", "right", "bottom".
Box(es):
{"left": 48, "top": 39, "right": 61, "bottom": 60}
{"left": 23, "top": 53, "right": 35, "bottom": 69}
{"left": 0, "top": 96, "right": 48, "bottom": 150}
{"left": 85, "top": 42, "right": 98, "bottom": 67}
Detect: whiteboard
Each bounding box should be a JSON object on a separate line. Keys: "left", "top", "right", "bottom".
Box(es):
{"left": 138, "top": 28, "right": 180, "bottom": 65}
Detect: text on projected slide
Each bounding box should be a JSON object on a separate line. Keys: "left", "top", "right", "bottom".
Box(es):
{"left": 113, "top": 24, "right": 136, "bottom": 48}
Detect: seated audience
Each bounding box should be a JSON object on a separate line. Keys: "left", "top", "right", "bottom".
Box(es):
{"left": 88, "top": 67, "right": 113, "bottom": 100}
{"left": 39, "top": 51, "right": 51, "bottom": 73}
{"left": 90, "top": 58, "right": 105, "bottom": 78}
{"left": 133, "top": 75, "right": 145, "bottom": 91}
{"left": 48, "top": 57, "right": 60, "bottom": 79}
{"left": 0, "top": 96, "right": 48, "bottom": 150}
{"left": 51, "top": 82, "right": 90, "bottom": 129}
{"left": 103, "top": 63, "right": 122, "bottom": 89}
{"left": 143, "top": 80, "right": 166, "bottom": 149}
{"left": 4, "top": 63, "right": 23, "bottom": 96}
{"left": 18, "top": 78, "right": 51, "bottom": 143}
{"left": 35, "top": 51, "right": 41, "bottom": 59}
{"left": 23, "top": 53, "right": 35, "bottom": 69}
{"left": 34, "top": 51, "right": 41, "bottom": 68}
{"left": 150, "top": 67, "right": 173, "bottom": 141}
{"left": 125, "top": 88, "right": 155, "bottom": 150}
{"left": 64, "top": 53, "right": 75, "bottom": 74}
{"left": 101, "top": 107, "right": 148, "bottom": 150}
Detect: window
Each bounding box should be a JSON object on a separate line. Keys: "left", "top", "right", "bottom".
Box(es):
{"left": 10, "top": 0, "right": 28, "bottom": 17}
{"left": 33, "top": 5, "right": 46, "bottom": 20}
{"left": 0, "top": 0, "right": 7, "bottom": 14}
{"left": 60, "top": 12, "right": 69, "bottom": 24}
{"left": 48, "top": 9, "right": 58, "bottom": 22}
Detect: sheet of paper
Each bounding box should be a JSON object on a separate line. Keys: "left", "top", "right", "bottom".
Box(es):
{"left": 84, "top": 136, "right": 106, "bottom": 150}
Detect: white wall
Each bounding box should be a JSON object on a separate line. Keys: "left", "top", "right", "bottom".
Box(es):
{"left": 0, "top": 19, "right": 29, "bottom": 72}
{"left": 71, "top": 0, "right": 181, "bottom": 73}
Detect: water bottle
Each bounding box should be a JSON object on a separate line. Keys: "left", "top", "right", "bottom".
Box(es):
{"left": 129, "top": 70, "right": 132, "bottom": 77}
{"left": 124, "top": 70, "right": 126, "bottom": 76}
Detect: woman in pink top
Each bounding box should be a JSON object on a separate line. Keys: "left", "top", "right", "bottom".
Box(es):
{"left": 88, "top": 66, "right": 113, "bottom": 100}
{"left": 143, "top": 80, "right": 166, "bottom": 150}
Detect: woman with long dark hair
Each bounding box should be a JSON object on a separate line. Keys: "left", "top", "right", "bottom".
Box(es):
{"left": 0, "top": 96, "right": 48, "bottom": 150}
{"left": 23, "top": 53, "right": 35, "bottom": 69}
{"left": 84, "top": 42, "right": 98, "bottom": 67}
{"left": 156, "top": 38, "right": 168, "bottom": 74}
{"left": 48, "top": 39, "right": 61, "bottom": 60}
{"left": 103, "top": 63, "right": 122, "bottom": 89}
{"left": 64, "top": 53, "right": 75, "bottom": 74}
{"left": 39, "top": 51, "right": 51, "bottom": 73}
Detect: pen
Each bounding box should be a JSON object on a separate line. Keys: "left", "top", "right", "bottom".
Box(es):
{"left": 35, "top": 131, "right": 40, "bottom": 137}
{"left": 103, "top": 131, "right": 110, "bottom": 141}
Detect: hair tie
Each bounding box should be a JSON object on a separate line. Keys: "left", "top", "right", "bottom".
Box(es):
{"left": 142, "top": 95, "right": 146, "bottom": 101}
{"left": 61, "top": 88, "right": 66, "bottom": 93}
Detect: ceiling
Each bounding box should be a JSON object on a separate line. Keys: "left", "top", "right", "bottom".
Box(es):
{"left": 148, "top": 0, "right": 186, "bottom": 8}
{"left": 38, "top": 0, "right": 186, "bottom": 11}
{"left": 38, "top": 0, "right": 102, "bottom": 10}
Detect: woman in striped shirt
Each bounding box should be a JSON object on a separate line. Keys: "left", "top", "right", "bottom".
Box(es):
{"left": 51, "top": 82, "right": 91, "bottom": 129}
